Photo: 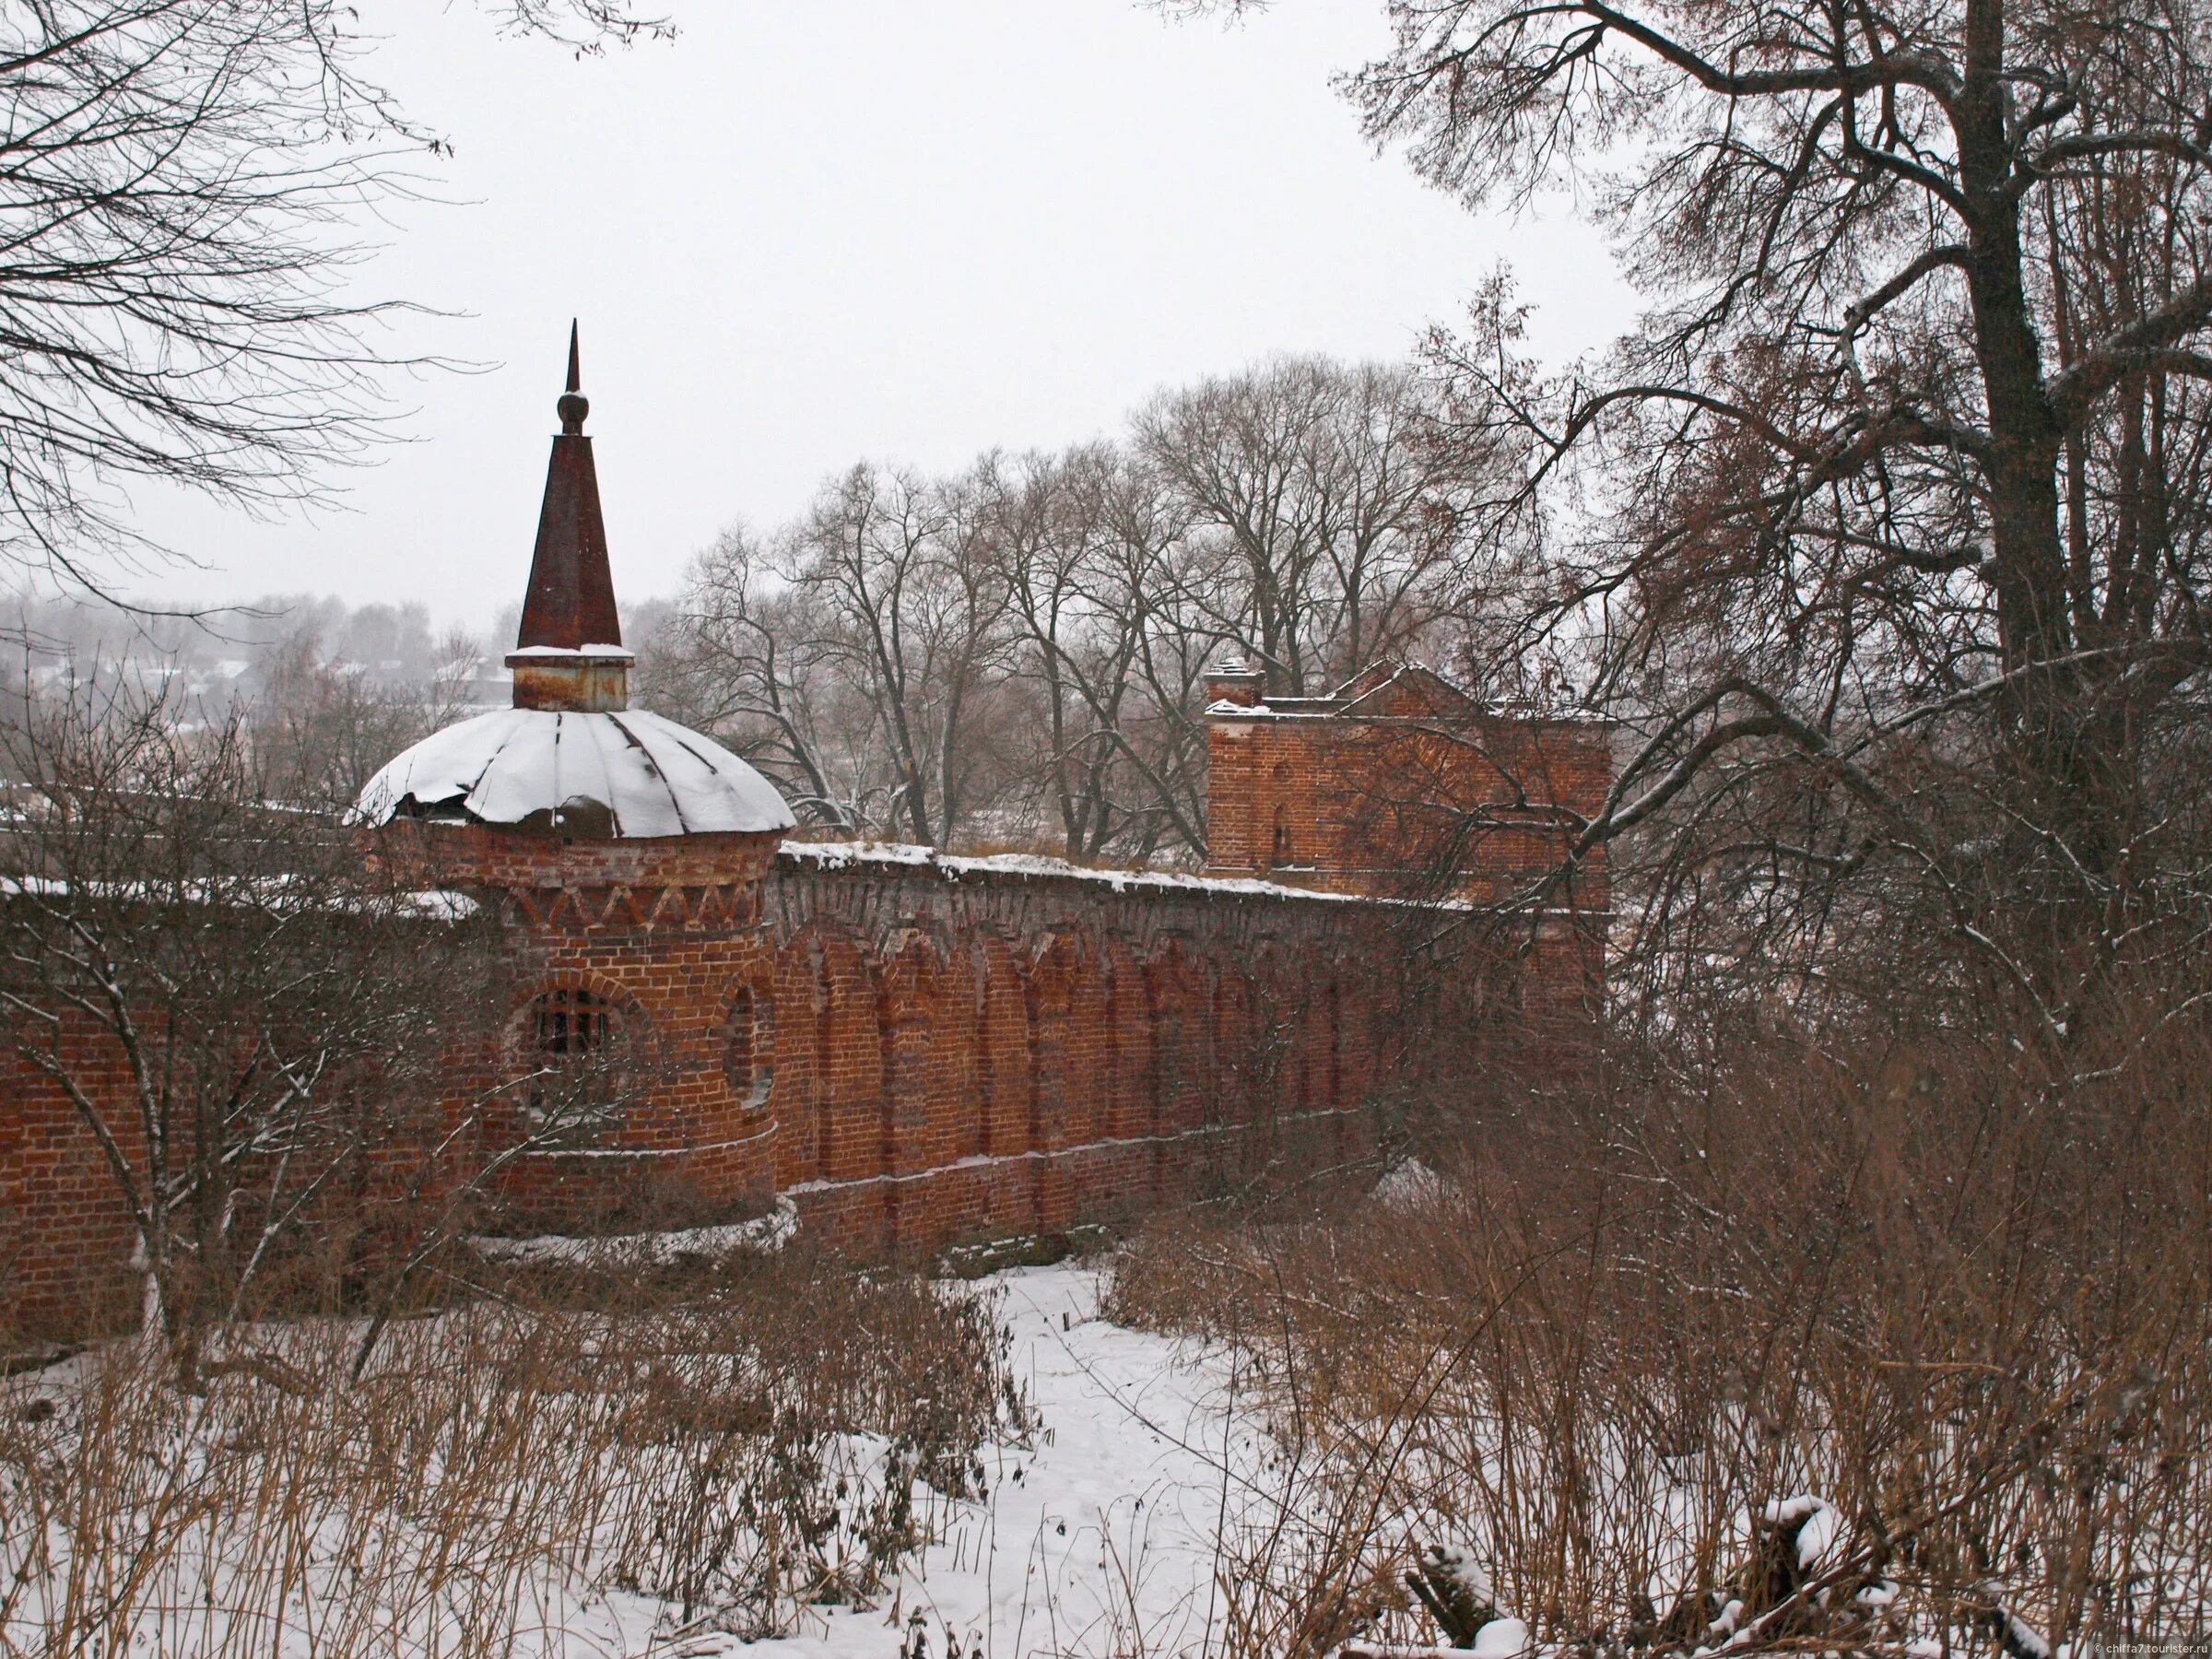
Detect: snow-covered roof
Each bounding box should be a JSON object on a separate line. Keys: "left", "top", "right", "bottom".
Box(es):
{"left": 355, "top": 708, "right": 795, "bottom": 839}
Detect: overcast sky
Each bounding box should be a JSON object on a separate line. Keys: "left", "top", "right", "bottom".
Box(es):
{"left": 131, "top": 1, "right": 1633, "bottom": 630}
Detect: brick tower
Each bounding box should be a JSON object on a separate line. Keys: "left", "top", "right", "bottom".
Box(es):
{"left": 357, "top": 329, "right": 797, "bottom": 1231}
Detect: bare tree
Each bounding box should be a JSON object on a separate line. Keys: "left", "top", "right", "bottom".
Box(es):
{"left": 1076, "top": 446, "right": 1228, "bottom": 856}
{"left": 983, "top": 444, "right": 1235, "bottom": 858}
{"left": 250, "top": 622, "right": 482, "bottom": 809}
{"left": 666, "top": 465, "right": 1018, "bottom": 847}
{"left": 1332, "top": 0, "right": 2212, "bottom": 1044}
{"left": 642, "top": 524, "right": 874, "bottom": 830}
{"left": 978, "top": 450, "right": 1105, "bottom": 856}
{"left": 0, "top": 0, "right": 665, "bottom": 588}
{"left": 806, "top": 463, "right": 1016, "bottom": 846}
{"left": 661, "top": 361, "right": 1500, "bottom": 861}
{"left": 1137, "top": 357, "right": 1491, "bottom": 696}
{"left": 0, "top": 681, "right": 498, "bottom": 1379}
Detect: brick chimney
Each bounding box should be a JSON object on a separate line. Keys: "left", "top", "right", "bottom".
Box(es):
{"left": 507, "top": 322, "right": 634, "bottom": 713}
{"left": 1204, "top": 659, "right": 1265, "bottom": 709}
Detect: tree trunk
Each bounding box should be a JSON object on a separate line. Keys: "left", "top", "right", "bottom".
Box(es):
{"left": 1957, "top": 0, "right": 2120, "bottom": 898}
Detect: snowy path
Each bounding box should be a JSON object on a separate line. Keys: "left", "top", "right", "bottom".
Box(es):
{"left": 739, "top": 1263, "right": 1243, "bottom": 1659}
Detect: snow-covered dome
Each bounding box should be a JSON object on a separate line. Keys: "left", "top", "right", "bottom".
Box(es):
{"left": 356, "top": 708, "right": 795, "bottom": 839}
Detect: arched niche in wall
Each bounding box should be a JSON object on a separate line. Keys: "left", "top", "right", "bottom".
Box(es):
{"left": 1324, "top": 969, "right": 1355, "bottom": 1157}
{"left": 723, "top": 981, "right": 775, "bottom": 1113}
{"left": 1324, "top": 971, "right": 1346, "bottom": 1113}
{"left": 1209, "top": 958, "right": 1253, "bottom": 1127}
{"left": 877, "top": 927, "right": 947, "bottom": 1177}
{"left": 1022, "top": 931, "right": 1089, "bottom": 1153}
{"left": 960, "top": 930, "right": 1028, "bottom": 1164}
{"left": 1272, "top": 942, "right": 1328, "bottom": 1121}
{"left": 774, "top": 922, "right": 880, "bottom": 1187}
{"left": 1242, "top": 941, "right": 1296, "bottom": 1122}
{"left": 1098, "top": 935, "right": 1148, "bottom": 1143}
{"left": 1144, "top": 938, "right": 1203, "bottom": 1139}
{"left": 1269, "top": 759, "right": 1296, "bottom": 868}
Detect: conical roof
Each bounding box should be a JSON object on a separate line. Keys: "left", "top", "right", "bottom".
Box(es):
{"left": 515, "top": 323, "right": 623, "bottom": 652}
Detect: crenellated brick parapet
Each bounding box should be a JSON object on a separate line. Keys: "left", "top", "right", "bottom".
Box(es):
{"left": 364, "top": 818, "right": 784, "bottom": 900}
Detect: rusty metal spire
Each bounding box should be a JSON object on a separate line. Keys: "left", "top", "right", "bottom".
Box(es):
{"left": 510, "top": 323, "right": 630, "bottom": 712}
{"left": 516, "top": 321, "right": 622, "bottom": 653}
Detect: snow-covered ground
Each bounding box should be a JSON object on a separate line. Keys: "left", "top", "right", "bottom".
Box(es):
{"left": 5, "top": 1262, "right": 1253, "bottom": 1659}
{"left": 747, "top": 1263, "right": 1247, "bottom": 1659}
{"left": 15, "top": 1253, "right": 2124, "bottom": 1657}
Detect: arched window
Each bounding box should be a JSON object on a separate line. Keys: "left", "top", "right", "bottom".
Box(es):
{"left": 519, "top": 986, "right": 628, "bottom": 1146}
{"left": 535, "top": 986, "right": 620, "bottom": 1058}
{"left": 724, "top": 986, "right": 775, "bottom": 1110}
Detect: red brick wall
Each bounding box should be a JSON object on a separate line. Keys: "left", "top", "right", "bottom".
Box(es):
{"left": 755, "top": 852, "right": 1391, "bottom": 1255}
{"left": 1, "top": 1022, "right": 145, "bottom": 1343}
{"left": 4, "top": 673, "right": 1617, "bottom": 1345}
{"left": 3, "top": 835, "right": 1399, "bottom": 1343}
{"left": 1202, "top": 665, "right": 1613, "bottom": 1082}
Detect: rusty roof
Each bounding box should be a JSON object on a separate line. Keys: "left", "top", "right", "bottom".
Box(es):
{"left": 515, "top": 322, "right": 623, "bottom": 653}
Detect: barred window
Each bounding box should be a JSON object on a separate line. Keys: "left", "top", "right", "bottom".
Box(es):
{"left": 520, "top": 987, "right": 629, "bottom": 1147}
{"left": 535, "top": 986, "right": 620, "bottom": 1057}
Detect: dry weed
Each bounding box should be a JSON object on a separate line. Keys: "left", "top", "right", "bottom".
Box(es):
{"left": 0, "top": 1249, "right": 1031, "bottom": 1655}
{"left": 1107, "top": 1030, "right": 2212, "bottom": 1659}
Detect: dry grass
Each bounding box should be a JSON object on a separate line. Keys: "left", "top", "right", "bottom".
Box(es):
{"left": 0, "top": 1248, "right": 1031, "bottom": 1656}
{"left": 1107, "top": 1030, "right": 2212, "bottom": 1659}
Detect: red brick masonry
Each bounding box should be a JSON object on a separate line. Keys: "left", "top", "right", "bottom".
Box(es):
{"left": 2, "top": 666, "right": 1610, "bottom": 1344}
{"left": 1205, "top": 663, "right": 1612, "bottom": 912}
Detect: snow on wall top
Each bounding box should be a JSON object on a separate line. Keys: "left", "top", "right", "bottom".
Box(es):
{"left": 355, "top": 709, "right": 796, "bottom": 839}
{"left": 777, "top": 839, "right": 1399, "bottom": 905}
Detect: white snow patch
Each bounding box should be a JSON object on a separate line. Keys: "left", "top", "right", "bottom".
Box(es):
{"left": 6, "top": 1261, "right": 1253, "bottom": 1659}
{"left": 752, "top": 1265, "right": 1252, "bottom": 1659}
{"left": 1977, "top": 1583, "right": 2053, "bottom": 1659}
{"left": 1760, "top": 1494, "right": 1841, "bottom": 1571}
{"left": 0, "top": 872, "right": 477, "bottom": 919}
{"left": 466, "top": 1199, "right": 798, "bottom": 1265}
{"left": 1375, "top": 1159, "right": 1456, "bottom": 1211}
{"left": 1472, "top": 1616, "right": 1530, "bottom": 1659}
{"left": 1430, "top": 1540, "right": 1491, "bottom": 1606}
{"left": 778, "top": 839, "right": 1418, "bottom": 906}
